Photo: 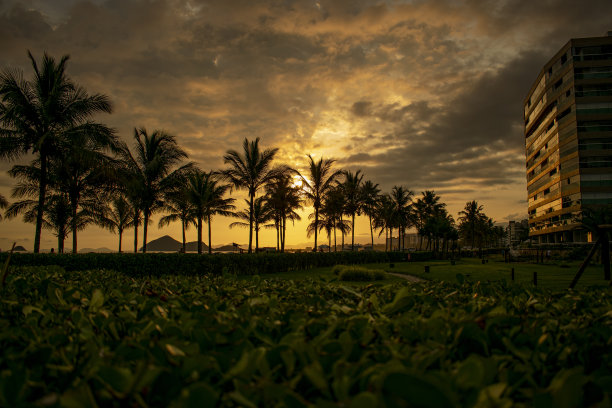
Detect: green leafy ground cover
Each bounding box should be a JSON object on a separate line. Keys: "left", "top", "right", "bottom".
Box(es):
{"left": 1, "top": 266, "right": 611, "bottom": 407}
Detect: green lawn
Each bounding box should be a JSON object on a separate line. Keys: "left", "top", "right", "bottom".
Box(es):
{"left": 380, "top": 257, "right": 611, "bottom": 291}
{"left": 249, "top": 256, "right": 611, "bottom": 291}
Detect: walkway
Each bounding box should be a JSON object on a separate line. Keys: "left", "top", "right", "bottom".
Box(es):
{"left": 388, "top": 272, "right": 425, "bottom": 283}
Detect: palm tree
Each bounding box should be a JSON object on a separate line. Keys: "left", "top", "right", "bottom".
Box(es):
{"left": 118, "top": 128, "right": 191, "bottom": 253}
{"left": 230, "top": 197, "right": 272, "bottom": 252}
{"left": 158, "top": 185, "right": 193, "bottom": 253}
{"left": 361, "top": 180, "right": 380, "bottom": 250}
{"left": 54, "top": 129, "right": 119, "bottom": 253}
{"left": 340, "top": 170, "right": 364, "bottom": 251}
{"left": 5, "top": 191, "right": 71, "bottom": 253}
{"left": 95, "top": 196, "right": 134, "bottom": 253}
{"left": 414, "top": 191, "right": 445, "bottom": 250}
{"left": 265, "top": 172, "right": 302, "bottom": 252}
{"left": 300, "top": 155, "right": 342, "bottom": 252}
{"left": 223, "top": 138, "right": 279, "bottom": 253}
{"left": 390, "top": 186, "right": 413, "bottom": 251}
{"left": 374, "top": 194, "right": 396, "bottom": 251}
{"left": 186, "top": 170, "right": 235, "bottom": 254}
{"left": 0, "top": 51, "right": 113, "bottom": 252}
{"left": 458, "top": 200, "right": 484, "bottom": 250}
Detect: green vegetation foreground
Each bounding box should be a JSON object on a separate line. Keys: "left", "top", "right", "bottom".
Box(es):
{"left": 1, "top": 267, "right": 611, "bottom": 407}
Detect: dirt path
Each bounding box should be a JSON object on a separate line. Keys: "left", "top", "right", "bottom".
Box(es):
{"left": 388, "top": 272, "right": 425, "bottom": 283}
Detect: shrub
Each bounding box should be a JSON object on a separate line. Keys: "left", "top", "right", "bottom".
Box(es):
{"left": 0, "top": 251, "right": 433, "bottom": 276}
{"left": 337, "top": 265, "right": 386, "bottom": 281}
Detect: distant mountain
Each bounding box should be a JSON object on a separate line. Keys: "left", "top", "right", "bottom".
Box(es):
{"left": 13, "top": 245, "right": 27, "bottom": 252}
{"left": 80, "top": 247, "right": 114, "bottom": 253}
{"left": 140, "top": 235, "right": 182, "bottom": 252}
{"left": 214, "top": 244, "right": 241, "bottom": 252}
{"left": 185, "top": 241, "right": 209, "bottom": 252}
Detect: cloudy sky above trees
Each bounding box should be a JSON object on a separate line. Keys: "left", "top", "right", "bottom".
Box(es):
{"left": 1, "top": 0, "right": 612, "bottom": 250}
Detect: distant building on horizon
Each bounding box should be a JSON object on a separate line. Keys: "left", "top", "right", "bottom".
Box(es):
{"left": 506, "top": 219, "right": 529, "bottom": 246}
{"left": 524, "top": 32, "right": 612, "bottom": 243}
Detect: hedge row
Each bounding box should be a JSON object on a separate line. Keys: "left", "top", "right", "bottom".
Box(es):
{"left": 0, "top": 250, "right": 434, "bottom": 276}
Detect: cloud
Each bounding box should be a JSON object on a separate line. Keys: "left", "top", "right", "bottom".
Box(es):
{"left": 1, "top": 0, "right": 612, "bottom": 248}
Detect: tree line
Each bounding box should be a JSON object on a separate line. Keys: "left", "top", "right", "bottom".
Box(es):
{"left": 0, "top": 52, "right": 504, "bottom": 254}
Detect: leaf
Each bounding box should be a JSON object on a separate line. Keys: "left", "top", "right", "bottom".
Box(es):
{"left": 89, "top": 289, "right": 104, "bottom": 310}
{"left": 22, "top": 305, "right": 45, "bottom": 316}
{"left": 96, "top": 366, "right": 133, "bottom": 394}
{"left": 176, "top": 383, "right": 218, "bottom": 408}
{"left": 382, "top": 372, "right": 456, "bottom": 408}
{"left": 382, "top": 287, "right": 415, "bottom": 314}
{"left": 349, "top": 392, "right": 379, "bottom": 408}
{"left": 166, "top": 344, "right": 186, "bottom": 357}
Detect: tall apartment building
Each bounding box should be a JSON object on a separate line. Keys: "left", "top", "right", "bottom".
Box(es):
{"left": 525, "top": 32, "right": 612, "bottom": 243}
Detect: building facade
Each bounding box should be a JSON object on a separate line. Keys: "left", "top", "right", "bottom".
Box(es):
{"left": 525, "top": 33, "right": 612, "bottom": 243}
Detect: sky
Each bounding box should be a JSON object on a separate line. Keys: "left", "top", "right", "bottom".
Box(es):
{"left": 1, "top": 0, "right": 612, "bottom": 251}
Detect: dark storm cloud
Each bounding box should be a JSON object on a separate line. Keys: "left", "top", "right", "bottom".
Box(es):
{"left": 1, "top": 0, "right": 612, "bottom": 228}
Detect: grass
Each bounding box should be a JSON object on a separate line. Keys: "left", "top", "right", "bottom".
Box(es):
{"left": 385, "top": 256, "right": 611, "bottom": 291}
{"left": 241, "top": 255, "right": 611, "bottom": 291}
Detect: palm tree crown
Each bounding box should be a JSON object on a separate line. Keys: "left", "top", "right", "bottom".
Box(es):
{"left": 300, "top": 155, "right": 342, "bottom": 252}
{"left": 223, "top": 137, "right": 279, "bottom": 253}
{"left": 118, "top": 127, "right": 190, "bottom": 252}
{"left": 0, "top": 51, "right": 113, "bottom": 252}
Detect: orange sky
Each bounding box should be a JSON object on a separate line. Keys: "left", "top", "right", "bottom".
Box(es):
{"left": 1, "top": 0, "right": 612, "bottom": 251}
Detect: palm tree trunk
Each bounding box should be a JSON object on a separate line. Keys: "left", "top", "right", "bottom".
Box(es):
{"left": 34, "top": 154, "right": 47, "bottom": 253}
{"left": 208, "top": 214, "right": 212, "bottom": 254}
{"left": 385, "top": 227, "right": 388, "bottom": 251}
{"left": 256, "top": 224, "right": 259, "bottom": 252}
{"left": 71, "top": 200, "right": 78, "bottom": 254}
{"left": 369, "top": 214, "right": 374, "bottom": 249}
{"left": 313, "top": 205, "right": 319, "bottom": 252}
{"left": 133, "top": 210, "right": 139, "bottom": 253}
{"left": 197, "top": 216, "right": 203, "bottom": 254}
{"left": 248, "top": 191, "right": 254, "bottom": 253}
{"left": 143, "top": 211, "right": 149, "bottom": 253}
{"left": 351, "top": 213, "right": 355, "bottom": 251}
{"left": 333, "top": 223, "right": 337, "bottom": 252}
{"left": 118, "top": 228, "right": 123, "bottom": 253}
{"left": 282, "top": 216, "right": 286, "bottom": 253}
{"left": 58, "top": 234, "right": 62, "bottom": 254}
{"left": 276, "top": 219, "right": 280, "bottom": 251}
{"left": 328, "top": 231, "right": 331, "bottom": 252}
{"left": 182, "top": 220, "right": 186, "bottom": 253}
{"left": 340, "top": 214, "right": 345, "bottom": 250}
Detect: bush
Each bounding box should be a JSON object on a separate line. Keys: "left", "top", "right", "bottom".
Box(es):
{"left": 0, "top": 250, "right": 433, "bottom": 276}
{"left": 337, "top": 265, "right": 387, "bottom": 281}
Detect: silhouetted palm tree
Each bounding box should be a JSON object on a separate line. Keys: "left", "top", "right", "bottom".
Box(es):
{"left": 186, "top": 170, "right": 235, "bottom": 254}
{"left": 0, "top": 51, "right": 113, "bottom": 252}
{"left": 265, "top": 172, "right": 302, "bottom": 252}
{"left": 159, "top": 185, "right": 193, "bottom": 253}
{"left": 390, "top": 186, "right": 413, "bottom": 251}
{"left": 5, "top": 190, "right": 72, "bottom": 253}
{"left": 361, "top": 180, "right": 380, "bottom": 249}
{"left": 340, "top": 170, "right": 364, "bottom": 251}
{"left": 458, "top": 200, "right": 484, "bottom": 249}
{"left": 118, "top": 128, "right": 190, "bottom": 253}
{"left": 54, "top": 129, "right": 119, "bottom": 253}
{"left": 301, "top": 155, "right": 342, "bottom": 252}
{"left": 96, "top": 196, "right": 134, "bottom": 253}
{"left": 223, "top": 138, "right": 279, "bottom": 253}
{"left": 373, "top": 194, "right": 395, "bottom": 251}
{"left": 230, "top": 197, "right": 272, "bottom": 252}
{"left": 414, "top": 191, "right": 445, "bottom": 250}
